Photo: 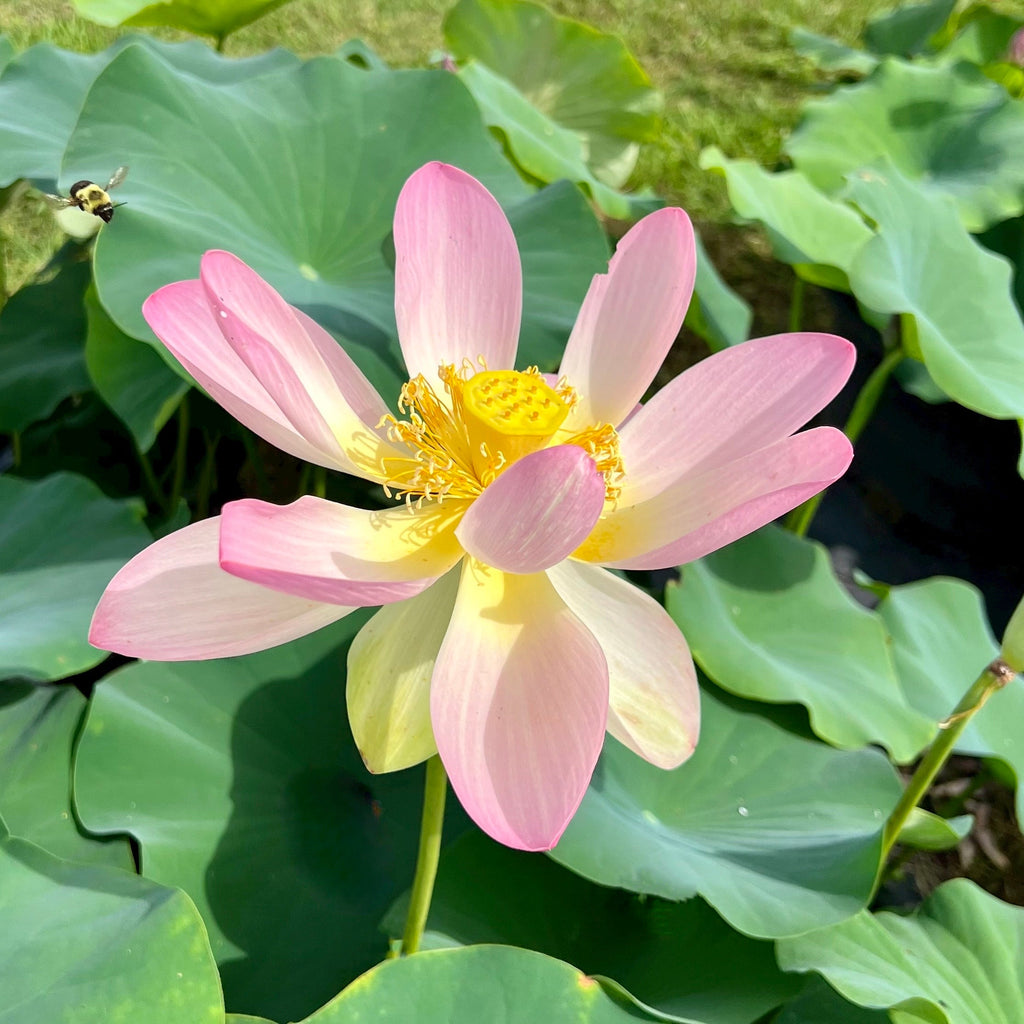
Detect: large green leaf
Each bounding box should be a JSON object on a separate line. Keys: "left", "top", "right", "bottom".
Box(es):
{"left": 83, "top": 282, "right": 187, "bottom": 452}
{"left": 444, "top": 0, "right": 661, "bottom": 189}
{"left": 845, "top": 164, "right": 1024, "bottom": 421}
{"left": 0, "top": 37, "right": 297, "bottom": 190}
{"left": 790, "top": 29, "right": 879, "bottom": 76}
{"left": 0, "top": 473, "right": 150, "bottom": 682}
{"left": 877, "top": 576, "right": 1024, "bottom": 819}
{"left": 0, "top": 253, "right": 91, "bottom": 433}
{"left": 787, "top": 58, "right": 1024, "bottom": 232}
{"left": 0, "top": 37, "right": 13, "bottom": 77}
{"left": 550, "top": 685, "right": 901, "bottom": 939}
{"left": 0, "top": 683, "right": 132, "bottom": 869}
{"left": 383, "top": 831, "right": 800, "bottom": 1024}
{"left": 72, "top": 0, "right": 293, "bottom": 40}
{"left": 976, "top": 213, "right": 1024, "bottom": 317}
{"left": 700, "top": 148, "right": 874, "bottom": 292}
{"left": 0, "top": 44, "right": 113, "bottom": 188}
{"left": 686, "top": 230, "right": 752, "bottom": 351}
{"left": 60, "top": 45, "right": 607, "bottom": 402}
{"left": 503, "top": 179, "right": 609, "bottom": 369}
{"left": 863, "top": 0, "right": 957, "bottom": 56}
{"left": 896, "top": 808, "right": 973, "bottom": 851}
{"left": 74, "top": 620, "right": 435, "bottom": 1023}
{"left": 300, "top": 945, "right": 663, "bottom": 1023}
{"left": 774, "top": 978, "right": 891, "bottom": 1023}
{"left": 939, "top": 4, "right": 1023, "bottom": 67}
{"left": 777, "top": 879, "right": 1024, "bottom": 1023}
{"left": 454, "top": 59, "right": 638, "bottom": 219}
{"left": 666, "top": 527, "right": 936, "bottom": 762}
{"left": 0, "top": 829, "right": 223, "bottom": 1024}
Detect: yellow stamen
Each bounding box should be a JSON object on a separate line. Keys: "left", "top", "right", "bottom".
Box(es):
{"left": 379, "top": 362, "right": 623, "bottom": 506}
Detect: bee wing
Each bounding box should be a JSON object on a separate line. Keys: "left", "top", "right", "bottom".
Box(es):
{"left": 106, "top": 166, "right": 129, "bottom": 191}
{"left": 42, "top": 193, "right": 74, "bottom": 210}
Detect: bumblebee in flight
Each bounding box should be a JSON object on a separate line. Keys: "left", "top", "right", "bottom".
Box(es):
{"left": 44, "top": 166, "right": 128, "bottom": 223}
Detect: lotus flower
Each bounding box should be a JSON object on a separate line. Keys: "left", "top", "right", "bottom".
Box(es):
{"left": 90, "top": 162, "right": 855, "bottom": 851}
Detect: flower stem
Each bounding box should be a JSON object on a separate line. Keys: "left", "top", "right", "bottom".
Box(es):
{"left": 167, "top": 394, "right": 190, "bottom": 516}
{"left": 880, "top": 656, "right": 1018, "bottom": 863}
{"left": 787, "top": 346, "right": 905, "bottom": 538}
{"left": 400, "top": 756, "right": 447, "bottom": 956}
{"left": 137, "top": 448, "right": 166, "bottom": 513}
{"left": 195, "top": 429, "right": 219, "bottom": 521}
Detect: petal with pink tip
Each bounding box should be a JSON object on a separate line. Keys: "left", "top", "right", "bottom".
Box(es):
{"left": 455, "top": 446, "right": 605, "bottom": 574}
{"left": 347, "top": 567, "right": 461, "bottom": 773}
{"left": 394, "top": 163, "right": 521, "bottom": 378}
{"left": 559, "top": 208, "right": 695, "bottom": 429}
{"left": 219, "top": 496, "right": 465, "bottom": 605}
{"left": 89, "top": 518, "right": 352, "bottom": 661}
{"left": 145, "top": 280, "right": 341, "bottom": 469}
{"left": 432, "top": 559, "right": 608, "bottom": 851}
{"left": 547, "top": 560, "right": 699, "bottom": 768}
{"left": 576, "top": 427, "right": 853, "bottom": 569}
{"left": 618, "top": 332, "right": 856, "bottom": 503}
{"left": 200, "top": 250, "right": 402, "bottom": 482}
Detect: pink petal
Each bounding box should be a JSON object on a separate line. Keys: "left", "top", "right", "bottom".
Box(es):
{"left": 89, "top": 518, "right": 352, "bottom": 660}
{"left": 618, "top": 332, "right": 856, "bottom": 503}
{"left": 432, "top": 559, "right": 608, "bottom": 851}
{"left": 394, "top": 163, "right": 521, "bottom": 379}
{"left": 577, "top": 427, "right": 854, "bottom": 569}
{"left": 346, "top": 569, "right": 461, "bottom": 773}
{"left": 548, "top": 560, "right": 699, "bottom": 768}
{"left": 455, "top": 446, "right": 605, "bottom": 573}
{"left": 219, "top": 496, "right": 465, "bottom": 606}
{"left": 143, "top": 277, "right": 402, "bottom": 480}
{"left": 199, "top": 251, "right": 399, "bottom": 479}
{"left": 558, "top": 208, "right": 695, "bottom": 429}
{"left": 144, "top": 280, "right": 338, "bottom": 469}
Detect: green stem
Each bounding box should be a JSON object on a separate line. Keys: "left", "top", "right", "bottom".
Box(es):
{"left": 238, "top": 428, "right": 270, "bottom": 497}
{"left": 9, "top": 431, "right": 21, "bottom": 468}
{"left": 788, "top": 275, "right": 805, "bottom": 334}
{"left": 880, "top": 656, "right": 1017, "bottom": 864}
{"left": 215, "top": 33, "right": 227, "bottom": 53}
{"left": 167, "top": 394, "right": 190, "bottom": 515}
{"left": 313, "top": 465, "right": 327, "bottom": 499}
{"left": 196, "top": 430, "right": 219, "bottom": 521}
{"left": 138, "top": 449, "right": 166, "bottom": 513}
{"left": 400, "top": 756, "right": 447, "bottom": 956}
{"left": 787, "top": 346, "right": 905, "bottom": 538}
{"left": 0, "top": 232, "right": 8, "bottom": 310}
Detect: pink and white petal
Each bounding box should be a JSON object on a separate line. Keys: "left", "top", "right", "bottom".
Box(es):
{"left": 346, "top": 567, "right": 461, "bottom": 773}
{"left": 576, "top": 427, "right": 853, "bottom": 569}
{"left": 200, "top": 251, "right": 402, "bottom": 482}
{"left": 618, "top": 332, "right": 855, "bottom": 503}
{"left": 144, "top": 280, "right": 342, "bottom": 470}
{"left": 394, "top": 163, "right": 521, "bottom": 379}
{"left": 89, "top": 518, "right": 352, "bottom": 661}
{"left": 547, "top": 560, "right": 699, "bottom": 769}
{"left": 558, "top": 208, "right": 695, "bottom": 430}
{"left": 432, "top": 559, "right": 608, "bottom": 851}
{"left": 455, "top": 446, "right": 605, "bottom": 574}
{"left": 219, "top": 496, "right": 465, "bottom": 606}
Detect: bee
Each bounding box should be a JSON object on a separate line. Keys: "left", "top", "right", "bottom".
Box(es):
{"left": 44, "top": 166, "right": 128, "bottom": 223}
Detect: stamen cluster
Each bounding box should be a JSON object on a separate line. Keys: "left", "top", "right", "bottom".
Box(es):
{"left": 380, "top": 362, "right": 623, "bottom": 507}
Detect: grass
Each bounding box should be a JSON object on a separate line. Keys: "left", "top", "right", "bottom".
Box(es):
{"left": 1, "top": 0, "right": 894, "bottom": 323}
